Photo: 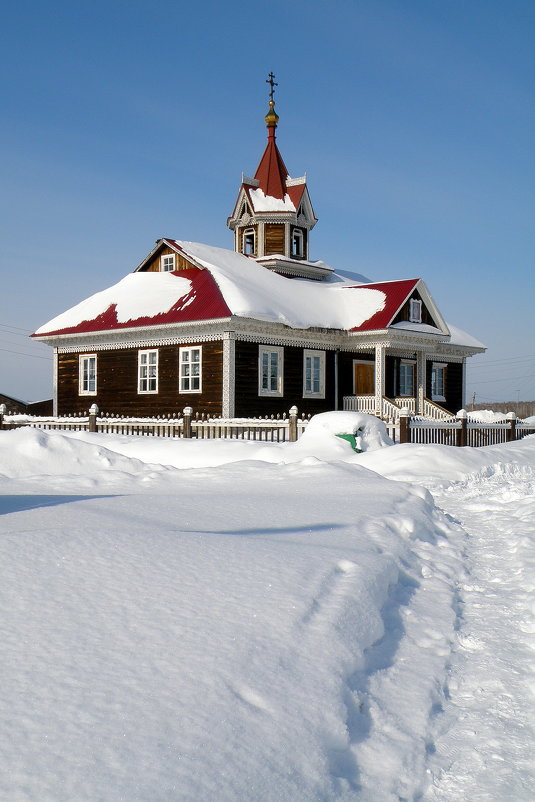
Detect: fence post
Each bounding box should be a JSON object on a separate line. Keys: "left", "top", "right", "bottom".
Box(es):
{"left": 399, "top": 407, "right": 410, "bottom": 444}
{"left": 506, "top": 411, "right": 517, "bottom": 442}
{"left": 289, "top": 405, "right": 298, "bottom": 442}
{"left": 88, "top": 403, "right": 99, "bottom": 433}
{"left": 0, "top": 403, "right": 6, "bottom": 430}
{"left": 457, "top": 408, "right": 467, "bottom": 447}
{"left": 183, "top": 406, "right": 193, "bottom": 439}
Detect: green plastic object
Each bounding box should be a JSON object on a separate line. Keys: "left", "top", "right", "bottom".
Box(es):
{"left": 335, "top": 432, "right": 362, "bottom": 453}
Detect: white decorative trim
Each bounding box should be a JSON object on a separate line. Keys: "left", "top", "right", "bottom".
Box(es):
{"left": 53, "top": 348, "right": 58, "bottom": 417}
{"left": 242, "top": 174, "right": 260, "bottom": 187}
{"left": 416, "top": 351, "right": 426, "bottom": 414}
{"left": 222, "top": 331, "right": 236, "bottom": 417}
{"left": 286, "top": 175, "right": 306, "bottom": 186}
{"left": 374, "top": 344, "right": 386, "bottom": 416}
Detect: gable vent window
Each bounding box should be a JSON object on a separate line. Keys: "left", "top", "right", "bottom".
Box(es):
{"left": 291, "top": 228, "right": 304, "bottom": 258}
{"left": 161, "top": 254, "right": 176, "bottom": 272}
{"left": 243, "top": 228, "right": 255, "bottom": 256}
{"left": 409, "top": 298, "right": 422, "bottom": 323}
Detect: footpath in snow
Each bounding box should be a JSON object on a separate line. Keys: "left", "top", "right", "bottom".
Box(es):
{"left": 0, "top": 419, "right": 533, "bottom": 801}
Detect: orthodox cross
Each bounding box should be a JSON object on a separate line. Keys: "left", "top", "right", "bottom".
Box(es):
{"left": 266, "top": 72, "right": 278, "bottom": 102}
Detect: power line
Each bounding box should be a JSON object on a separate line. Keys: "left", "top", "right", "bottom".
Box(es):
{"left": 468, "top": 355, "right": 535, "bottom": 369}
{"left": 0, "top": 347, "right": 52, "bottom": 361}
{"left": 0, "top": 321, "right": 33, "bottom": 333}
{"left": 471, "top": 373, "right": 535, "bottom": 385}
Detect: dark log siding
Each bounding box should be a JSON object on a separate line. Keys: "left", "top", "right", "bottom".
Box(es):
{"left": 234, "top": 341, "right": 336, "bottom": 417}
{"left": 392, "top": 291, "right": 435, "bottom": 326}
{"left": 264, "top": 224, "right": 285, "bottom": 255}
{"left": 426, "top": 360, "right": 463, "bottom": 414}
{"left": 57, "top": 342, "right": 224, "bottom": 416}
{"left": 142, "top": 246, "right": 198, "bottom": 273}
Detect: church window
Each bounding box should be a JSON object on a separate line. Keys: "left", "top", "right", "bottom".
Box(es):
{"left": 179, "top": 347, "right": 202, "bottom": 393}
{"left": 303, "top": 350, "right": 325, "bottom": 398}
{"left": 399, "top": 360, "right": 415, "bottom": 397}
{"left": 138, "top": 350, "right": 158, "bottom": 393}
{"left": 431, "top": 363, "right": 447, "bottom": 402}
{"left": 243, "top": 228, "right": 255, "bottom": 255}
{"left": 79, "top": 354, "right": 97, "bottom": 395}
{"left": 259, "top": 346, "right": 283, "bottom": 396}
{"left": 291, "top": 229, "right": 304, "bottom": 258}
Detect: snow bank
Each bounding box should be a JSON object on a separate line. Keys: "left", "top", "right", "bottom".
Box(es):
{"left": 299, "top": 411, "right": 394, "bottom": 452}
{"left": 0, "top": 427, "right": 533, "bottom": 800}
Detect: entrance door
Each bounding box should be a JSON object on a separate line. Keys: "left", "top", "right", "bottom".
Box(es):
{"left": 354, "top": 362, "right": 375, "bottom": 395}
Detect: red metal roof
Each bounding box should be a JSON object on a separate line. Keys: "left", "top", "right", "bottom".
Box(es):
{"left": 346, "top": 279, "right": 420, "bottom": 331}
{"left": 253, "top": 129, "right": 289, "bottom": 200}
{"left": 33, "top": 268, "right": 232, "bottom": 337}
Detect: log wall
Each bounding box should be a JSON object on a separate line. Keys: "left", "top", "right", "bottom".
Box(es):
{"left": 234, "top": 341, "right": 336, "bottom": 417}
{"left": 57, "top": 342, "right": 224, "bottom": 416}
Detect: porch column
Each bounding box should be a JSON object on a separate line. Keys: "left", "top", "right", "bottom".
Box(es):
{"left": 374, "top": 344, "right": 386, "bottom": 417}
{"left": 416, "top": 351, "right": 426, "bottom": 415}
{"left": 53, "top": 348, "right": 59, "bottom": 417}
{"left": 222, "top": 331, "right": 236, "bottom": 418}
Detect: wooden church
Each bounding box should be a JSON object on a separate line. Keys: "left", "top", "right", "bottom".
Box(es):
{"left": 33, "top": 76, "right": 484, "bottom": 420}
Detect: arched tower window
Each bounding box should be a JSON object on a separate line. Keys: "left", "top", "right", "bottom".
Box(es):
{"left": 291, "top": 228, "right": 304, "bottom": 258}
{"left": 243, "top": 228, "right": 255, "bottom": 255}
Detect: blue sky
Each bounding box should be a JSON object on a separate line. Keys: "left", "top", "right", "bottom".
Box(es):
{"left": 1, "top": 0, "right": 534, "bottom": 405}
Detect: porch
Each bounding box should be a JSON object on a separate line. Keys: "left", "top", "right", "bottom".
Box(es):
{"left": 343, "top": 394, "right": 454, "bottom": 422}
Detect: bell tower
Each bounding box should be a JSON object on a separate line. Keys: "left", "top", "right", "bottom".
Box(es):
{"left": 228, "top": 74, "right": 329, "bottom": 280}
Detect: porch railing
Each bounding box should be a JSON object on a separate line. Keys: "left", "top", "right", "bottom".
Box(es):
{"left": 343, "top": 395, "right": 453, "bottom": 422}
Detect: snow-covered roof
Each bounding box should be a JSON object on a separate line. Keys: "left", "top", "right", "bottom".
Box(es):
{"left": 33, "top": 240, "right": 479, "bottom": 351}
{"left": 446, "top": 323, "right": 486, "bottom": 350}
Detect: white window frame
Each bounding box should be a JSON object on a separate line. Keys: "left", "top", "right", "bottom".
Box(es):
{"left": 303, "top": 350, "right": 325, "bottom": 398}
{"left": 399, "top": 359, "right": 416, "bottom": 397}
{"left": 243, "top": 228, "right": 255, "bottom": 256}
{"left": 138, "top": 349, "right": 158, "bottom": 394}
{"left": 160, "top": 253, "right": 176, "bottom": 272}
{"left": 79, "top": 354, "right": 97, "bottom": 396}
{"left": 291, "top": 228, "right": 304, "bottom": 258}
{"left": 179, "top": 346, "right": 202, "bottom": 393}
{"left": 409, "top": 298, "right": 422, "bottom": 323}
{"left": 431, "top": 362, "right": 447, "bottom": 403}
{"left": 258, "top": 346, "right": 284, "bottom": 397}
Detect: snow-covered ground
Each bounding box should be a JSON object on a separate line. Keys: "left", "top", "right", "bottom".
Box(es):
{"left": 0, "top": 418, "right": 533, "bottom": 801}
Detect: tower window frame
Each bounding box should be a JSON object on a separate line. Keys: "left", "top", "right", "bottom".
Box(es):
{"left": 291, "top": 228, "right": 304, "bottom": 259}
{"left": 243, "top": 228, "right": 256, "bottom": 256}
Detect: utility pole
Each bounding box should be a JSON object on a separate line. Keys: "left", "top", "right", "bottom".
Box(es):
{"left": 471, "top": 392, "right": 476, "bottom": 411}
